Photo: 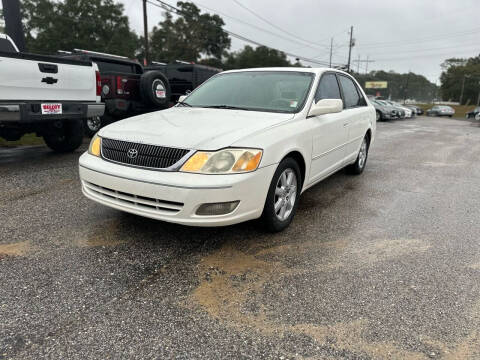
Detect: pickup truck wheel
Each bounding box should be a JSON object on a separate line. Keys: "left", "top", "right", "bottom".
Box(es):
{"left": 140, "top": 71, "right": 171, "bottom": 109}
{"left": 84, "top": 116, "right": 102, "bottom": 137}
{"left": 261, "top": 157, "right": 301, "bottom": 232}
{"left": 43, "top": 119, "right": 84, "bottom": 153}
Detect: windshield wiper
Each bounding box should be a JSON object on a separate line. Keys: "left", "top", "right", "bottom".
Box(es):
{"left": 177, "top": 101, "right": 192, "bottom": 107}
{"left": 200, "top": 105, "right": 248, "bottom": 110}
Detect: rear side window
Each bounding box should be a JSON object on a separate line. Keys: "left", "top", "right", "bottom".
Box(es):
{"left": 315, "top": 73, "right": 341, "bottom": 102}
{"left": 339, "top": 75, "right": 365, "bottom": 108}
{"left": 0, "top": 38, "right": 16, "bottom": 53}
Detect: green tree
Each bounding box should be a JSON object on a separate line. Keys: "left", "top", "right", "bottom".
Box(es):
{"left": 149, "top": 1, "right": 230, "bottom": 63}
{"left": 440, "top": 55, "right": 480, "bottom": 104}
{"left": 222, "top": 45, "right": 292, "bottom": 70}
{"left": 21, "top": 0, "right": 139, "bottom": 57}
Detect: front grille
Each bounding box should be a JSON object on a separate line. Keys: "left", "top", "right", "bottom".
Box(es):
{"left": 101, "top": 138, "right": 190, "bottom": 169}
{"left": 83, "top": 181, "right": 184, "bottom": 214}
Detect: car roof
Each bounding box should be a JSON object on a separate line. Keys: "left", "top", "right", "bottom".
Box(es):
{"left": 221, "top": 67, "right": 351, "bottom": 77}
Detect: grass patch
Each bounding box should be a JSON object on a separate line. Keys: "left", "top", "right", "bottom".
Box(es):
{"left": 416, "top": 104, "right": 476, "bottom": 119}
{"left": 0, "top": 133, "right": 44, "bottom": 147}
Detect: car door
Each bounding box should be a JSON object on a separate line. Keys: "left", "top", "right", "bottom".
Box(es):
{"left": 337, "top": 75, "right": 370, "bottom": 162}
{"left": 308, "top": 72, "right": 349, "bottom": 183}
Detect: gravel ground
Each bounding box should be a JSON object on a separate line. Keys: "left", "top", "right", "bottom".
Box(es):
{"left": 1, "top": 116, "right": 480, "bottom": 359}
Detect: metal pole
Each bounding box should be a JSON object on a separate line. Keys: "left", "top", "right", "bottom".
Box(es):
{"left": 347, "top": 26, "right": 353, "bottom": 72}
{"left": 329, "top": 38, "right": 333, "bottom": 68}
{"left": 459, "top": 74, "right": 466, "bottom": 105}
{"left": 143, "top": 0, "right": 149, "bottom": 65}
{"left": 365, "top": 55, "right": 369, "bottom": 74}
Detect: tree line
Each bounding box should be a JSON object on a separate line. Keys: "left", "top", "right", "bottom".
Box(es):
{"left": 440, "top": 56, "right": 480, "bottom": 105}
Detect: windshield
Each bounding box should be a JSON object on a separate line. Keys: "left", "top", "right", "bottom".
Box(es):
{"left": 183, "top": 71, "right": 315, "bottom": 113}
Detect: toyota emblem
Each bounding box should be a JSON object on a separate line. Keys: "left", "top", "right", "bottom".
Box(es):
{"left": 127, "top": 148, "right": 138, "bottom": 159}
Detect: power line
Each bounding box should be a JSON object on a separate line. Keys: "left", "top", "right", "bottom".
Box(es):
{"left": 149, "top": 0, "right": 345, "bottom": 67}
{"left": 230, "top": 0, "right": 330, "bottom": 49}
{"left": 187, "top": 0, "right": 329, "bottom": 51}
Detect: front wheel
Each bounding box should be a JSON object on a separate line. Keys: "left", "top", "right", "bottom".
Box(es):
{"left": 346, "top": 135, "right": 369, "bottom": 175}
{"left": 261, "top": 158, "right": 301, "bottom": 232}
{"left": 375, "top": 111, "right": 382, "bottom": 122}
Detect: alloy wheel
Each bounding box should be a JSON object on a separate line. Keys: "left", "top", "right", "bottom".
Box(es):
{"left": 274, "top": 168, "right": 297, "bottom": 221}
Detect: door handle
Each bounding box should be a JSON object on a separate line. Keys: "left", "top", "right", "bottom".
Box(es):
{"left": 343, "top": 122, "right": 349, "bottom": 127}
{"left": 38, "top": 63, "right": 58, "bottom": 73}
{"left": 41, "top": 77, "right": 58, "bottom": 85}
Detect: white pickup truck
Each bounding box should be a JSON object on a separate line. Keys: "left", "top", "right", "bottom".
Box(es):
{"left": 0, "top": 34, "right": 104, "bottom": 152}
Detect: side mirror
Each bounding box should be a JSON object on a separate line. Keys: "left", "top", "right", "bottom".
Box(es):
{"left": 308, "top": 99, "right": 343, "bottom": 117}
{"left": 178, "top": 95, "right": 187, "bottom": 102}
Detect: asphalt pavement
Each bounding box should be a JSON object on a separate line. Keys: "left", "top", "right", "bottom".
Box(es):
{"left": 1, "top": 116, "right": 480, "bottom": 359}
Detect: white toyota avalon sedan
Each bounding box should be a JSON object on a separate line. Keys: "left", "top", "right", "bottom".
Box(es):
{"left": 79, "top": 68, "right": 376, "bottom": 232}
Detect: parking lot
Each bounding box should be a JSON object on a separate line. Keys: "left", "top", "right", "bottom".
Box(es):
{"left": 1, "top": 116, "right": 480, "bottom": 359}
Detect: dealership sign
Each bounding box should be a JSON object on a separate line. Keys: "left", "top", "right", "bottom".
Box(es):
{"left": 365, "top": 81, "right": 388, "bottom": 89}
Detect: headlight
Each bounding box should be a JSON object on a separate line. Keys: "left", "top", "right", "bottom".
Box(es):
{"left": 181, "top": 148, "right": 262, "bottom": 174}
{"left": 88, "top": 134, "right": 101, "bottom": 157}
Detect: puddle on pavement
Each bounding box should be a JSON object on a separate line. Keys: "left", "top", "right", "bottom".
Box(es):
{"left": 0, "top": 240, "right": 30, "bottom": 258}
{"left": 76, "top": 219, "right": 127, "bottom": 248}
{"left": 188, "top": 236, "right": 479, "bottom": 359}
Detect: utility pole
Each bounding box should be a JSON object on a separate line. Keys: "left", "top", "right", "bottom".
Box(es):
{"left": 365, "top": 55, "right": 370, "bottom": 74}
{"left": 459, "top": 74, "right": 469, "bottom": 105}
{"left": 329, "top": 38, "right": 333, "bottom": 68}
{"left": 143, "top": 0, "right": 149, "bottom": 65}
{"left": 347, "top": 26, "right": 354, "bottom": 72}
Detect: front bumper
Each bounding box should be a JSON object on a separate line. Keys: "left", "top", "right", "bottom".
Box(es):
{"left": 0, "top": 102, "right": 105, "bottom": 123}
{"left": 78, "top": 153, "right": 276, "bottom": 227}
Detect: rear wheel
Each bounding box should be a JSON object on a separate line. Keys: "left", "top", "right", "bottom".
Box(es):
{"left": 375, "top": 111, "right": 382, "bottom": 122}
{"left": 43, "top": 119, "right": 84, "bottom": 153}
{"left": 261, "top": 158, "right": 301, "bottom": 232}
{"left": 347, "top": 135, "right": 369, "bottom": 175}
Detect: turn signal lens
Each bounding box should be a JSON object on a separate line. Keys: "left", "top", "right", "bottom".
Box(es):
{"left": 180, "top": 148, "right": 262, "bottom": 174}
{"left": 88, "top": 135, "right": 101, "bottom": 157}
{"left": 181, "top": 152, "right": 210, "bottom": 172}
{"left": 232, "top": 150, "right": 262, "bottom": 172}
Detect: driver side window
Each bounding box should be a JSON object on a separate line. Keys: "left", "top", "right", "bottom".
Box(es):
{"left": 315, "top": 73, "right": 341, "bottom": 103}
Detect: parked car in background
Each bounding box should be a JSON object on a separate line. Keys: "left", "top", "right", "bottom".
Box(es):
{"left": 0, "top": 34, "right": 104, "bottom": 152}
{"left": 426, "top": 105, "right": 455, "bottom": 117}
{"left": 388, "top": 101, "right": 413, "bottom": 118}
{"left": 60, "top": 50, "right": 221, "bottom": 136}
{"left": 466, "top": 106, "right": 480, "bottom": 119}
{"left": 371, "top": 99, "right": 398, "bottom": 121}
{"left": 380, "top": 100, "right": 405, "bottom": 118}
{"left": 406, "top": 105, "right": 423, "bottom": 115}
{"left": 79, "top": 68, "right": 376, "bottom": 232}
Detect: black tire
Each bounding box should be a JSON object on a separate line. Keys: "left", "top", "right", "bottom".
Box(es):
{"left": 346, "top": 134, "right": 370, "bottom": 175}
{"left": 43, "top": 119, "right": 84, "bottom": 153}
{"left": 261, "top": 157, "right": 302, "bottom": 232}
{"left": 140, "top": 70, "right": 171, "bottom": 109}
{"left": 84, "top": 116, "right": 102, "bottom": 137}
{"left": 375, "top": 110, "right": 382, "bottom": 122}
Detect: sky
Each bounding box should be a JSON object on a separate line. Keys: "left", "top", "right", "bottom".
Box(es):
{"left": 125, "top": 0, "right": 478, "bottom": 83}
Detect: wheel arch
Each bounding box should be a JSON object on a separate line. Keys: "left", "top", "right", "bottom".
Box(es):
{"left": 280, "top": 150, "right": 306, "bottom": 187}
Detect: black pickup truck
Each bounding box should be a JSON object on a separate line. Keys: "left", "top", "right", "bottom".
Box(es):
{"left": 60, "top": 50, "right": 221, "bottom": 135}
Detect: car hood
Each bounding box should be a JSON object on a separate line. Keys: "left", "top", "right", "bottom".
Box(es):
{"left": 99, "top": 107, "right": 294, "bottom": 150}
